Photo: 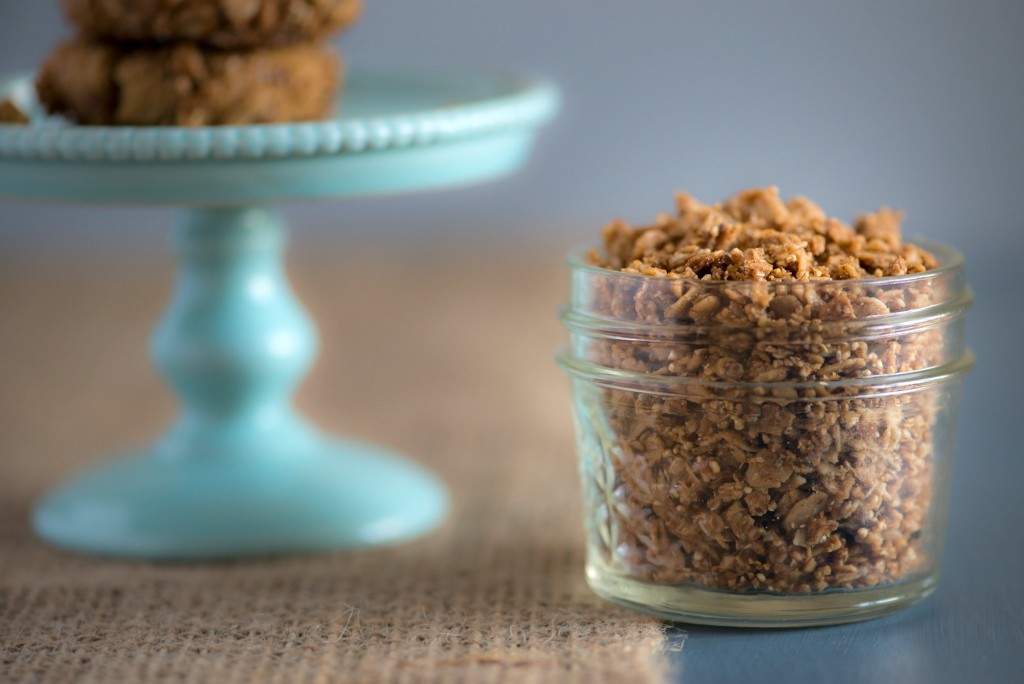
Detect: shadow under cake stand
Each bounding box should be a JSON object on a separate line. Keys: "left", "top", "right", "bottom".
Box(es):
{"left": 0, "top": 70, "right": 558, "bottom": 559}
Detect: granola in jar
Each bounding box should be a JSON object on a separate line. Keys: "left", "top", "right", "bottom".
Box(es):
{"left": 559, "top": 187, "right": 973, "bottom": 622}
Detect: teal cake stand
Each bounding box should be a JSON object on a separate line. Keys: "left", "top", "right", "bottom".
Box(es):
{"left": 0, "top": 70, "right": 558, "bottom": 559}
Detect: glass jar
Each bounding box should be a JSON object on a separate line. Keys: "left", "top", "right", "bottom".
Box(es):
{"left": 557, "top": 242, "right": 974, "bottom": 627}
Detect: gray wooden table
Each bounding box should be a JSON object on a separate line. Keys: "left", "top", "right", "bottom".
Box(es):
{"left": 667, "top": 240, "right": 1024, "bottom": 683}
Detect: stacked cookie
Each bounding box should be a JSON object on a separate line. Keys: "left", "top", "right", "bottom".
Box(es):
{"left": 37, "top": 0, "right": 362, "bottom": 126}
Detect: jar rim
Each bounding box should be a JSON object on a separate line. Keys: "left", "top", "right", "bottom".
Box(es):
{"left": 559, "top": 286, "right": 974, "bottom": 340}
{"left": 566, "top": 238, "right": 965, "bottom": 290}
{"left": 555, "top": 347, "right": 975, "bottom": 398}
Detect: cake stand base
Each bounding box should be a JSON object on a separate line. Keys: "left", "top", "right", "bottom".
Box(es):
{"left": 33, "top": 434, "right": 447, "bottom": 560}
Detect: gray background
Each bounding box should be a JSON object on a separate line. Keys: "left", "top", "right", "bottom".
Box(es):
{"left": 1, "top": 1, "right": 1022, "bottom": 682}
{"left": 1, "top": 0, "right": 1022, "bottom": 251}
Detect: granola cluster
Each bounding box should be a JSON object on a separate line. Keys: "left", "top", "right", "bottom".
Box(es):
{"left": 596, "top": 186, "right": 937, "bottom": 281}
{"left": 578, "top": 187, "right": 948, "bottom": 593}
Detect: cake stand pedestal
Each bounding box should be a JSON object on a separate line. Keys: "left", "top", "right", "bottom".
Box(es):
{"left": 0, "top": 70, "right": 558, "bottom": 559}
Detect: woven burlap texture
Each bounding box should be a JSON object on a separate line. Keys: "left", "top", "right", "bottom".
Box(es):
{"left": 0, "top": 242, "right": 670, "bottom": 683}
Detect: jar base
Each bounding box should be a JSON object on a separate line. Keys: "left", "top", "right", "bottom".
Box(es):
{"left": 586, "top": 560, "right": 937, "bottom": 628}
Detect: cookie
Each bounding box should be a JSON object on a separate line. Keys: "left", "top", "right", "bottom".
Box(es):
{"left": 37, "top": 38, "right": 341, "bottom": 126}
{"left": 0, "top": 100, "right": 30, "bottom": 124}
{"left": 62, "top": 0, "right": 362, "bottom": 49}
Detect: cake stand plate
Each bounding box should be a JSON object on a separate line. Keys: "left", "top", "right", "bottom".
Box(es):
{"left": 0, "top": 70, "right": 558, "bottom": 559}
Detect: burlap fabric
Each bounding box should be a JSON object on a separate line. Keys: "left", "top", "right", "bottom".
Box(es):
{"left": 0, "top": 240, "right": 670, "bottom": 683}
